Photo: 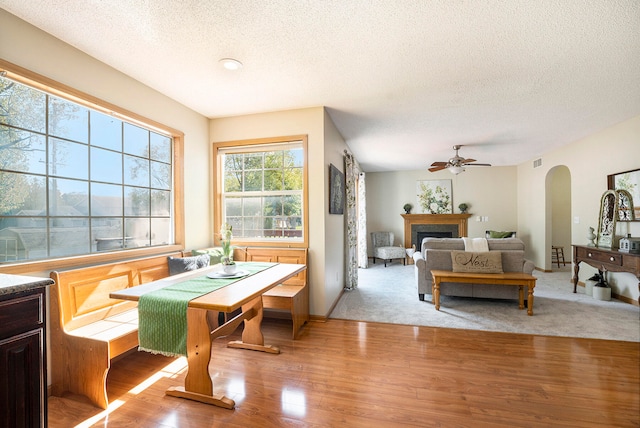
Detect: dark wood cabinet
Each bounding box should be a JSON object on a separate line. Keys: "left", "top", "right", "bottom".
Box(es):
{"left": 0, "top": 278, "right": 52, "bottom": 428}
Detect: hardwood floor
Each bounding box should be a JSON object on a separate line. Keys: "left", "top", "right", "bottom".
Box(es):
{"left": 49, "top": 318, "right": 639, "bottom": 427}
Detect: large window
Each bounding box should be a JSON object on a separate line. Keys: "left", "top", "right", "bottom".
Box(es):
{"left": 0, "top": 63, "right": 183, "bottom": 269}
{"left": 214, "top": 136, "right": 308, "bottom": 246}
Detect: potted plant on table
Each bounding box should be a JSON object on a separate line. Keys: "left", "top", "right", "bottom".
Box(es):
{"left": 220, "top": 222, "right": 236, "bottom": 274}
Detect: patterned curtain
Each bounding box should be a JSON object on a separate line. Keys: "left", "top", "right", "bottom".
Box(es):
{"left": 344, "top": 150, "right": 366, "bottom": 290}
{"left": 357, "top": 171, "right": 368, "bottom": 269}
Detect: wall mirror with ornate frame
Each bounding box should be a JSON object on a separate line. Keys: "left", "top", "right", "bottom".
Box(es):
{"left": 608, "top": 168, "right": 639, "bottom": 221}
{"left": 597, "top": 190, "right": 617, "bottom": 248}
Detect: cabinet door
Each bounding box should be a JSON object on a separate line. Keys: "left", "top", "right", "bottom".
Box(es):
{"left": 0, "top": 329, "right": 44, "bottom": 428}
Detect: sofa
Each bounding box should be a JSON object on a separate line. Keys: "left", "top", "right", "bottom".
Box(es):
{"left": 412, "top": 237, "right": 535, "bottom": 301}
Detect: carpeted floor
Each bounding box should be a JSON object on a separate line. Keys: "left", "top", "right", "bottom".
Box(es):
{"left": 330, "top": 261, "right": 640, "bottom": 342}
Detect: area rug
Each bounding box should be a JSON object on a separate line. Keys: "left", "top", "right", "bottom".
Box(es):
{"left": 330, "top": 262, "right": 640, "bottom": 342}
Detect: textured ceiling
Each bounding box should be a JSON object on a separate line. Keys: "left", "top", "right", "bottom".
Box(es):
{"left": 1, "top": 1, "right": 639, "bottom": 172}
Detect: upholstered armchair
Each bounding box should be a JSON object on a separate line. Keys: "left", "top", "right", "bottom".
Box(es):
{"left": 371, "top": 231, "right": 406, "bottom": 267}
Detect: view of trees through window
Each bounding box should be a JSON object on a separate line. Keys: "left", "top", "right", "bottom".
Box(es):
{"left": 0, "top": 74, "right": 173, "bottom": 263}
{"left": 220, "top": 141, "right": 304, "bottom": 241}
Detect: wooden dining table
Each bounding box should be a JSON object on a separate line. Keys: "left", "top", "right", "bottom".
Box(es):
{"left": 110, "top": 262, "right": 306, "bottom": 409}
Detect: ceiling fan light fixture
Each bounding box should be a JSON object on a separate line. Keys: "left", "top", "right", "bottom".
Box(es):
{"left": 449, "top": 165, "right": 465, "bottom": 175}
{"left": 219, "top": 58, "right": 243, "bottom": 71}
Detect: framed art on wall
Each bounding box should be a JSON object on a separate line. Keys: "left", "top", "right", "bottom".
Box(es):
{"left": 416, "top": 180, "right": 452, "bottom": 214}
{"left": 329, "top": 163, "right": 344, "bottom": 214}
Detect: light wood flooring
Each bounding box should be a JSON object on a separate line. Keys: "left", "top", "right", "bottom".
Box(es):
{"left": 49, "top": 318, "right": 640, "bottom": 427}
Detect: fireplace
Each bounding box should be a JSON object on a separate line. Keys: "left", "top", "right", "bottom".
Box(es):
{"left": 401, "top": 214, "right": 471, "bottom": 251}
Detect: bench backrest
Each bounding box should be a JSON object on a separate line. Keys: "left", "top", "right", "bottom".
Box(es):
{"left": 238, "top": 247, "right": 308, "bottom": 287}
{"left": 50, "top": 252, "right": 182, "bottom": 331}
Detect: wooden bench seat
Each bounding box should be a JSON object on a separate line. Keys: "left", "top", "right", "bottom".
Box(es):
{"left": 262, "top": 284, "right": 309, "bottom": 339}
{"left": 49, "top": 252, "right": 182, "bottom": 409}
{"left": 240, "top": 247, "right": 309, "bottom": 339}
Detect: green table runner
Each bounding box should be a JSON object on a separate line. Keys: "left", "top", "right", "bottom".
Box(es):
{"left": 138, "top": 262, "right": 276, "bottom": 357}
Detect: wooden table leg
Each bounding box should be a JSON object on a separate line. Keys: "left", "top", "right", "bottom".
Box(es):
{"left": 433, "top": 279, "right": 441, "bottom": 311}
{"left": 527, "top": 283, "right": 535, "bottom": 316}
{"left": 227, "top": 295, "right": 280, "bottom": 354}
{"left": 518, "top": 285, "right": 524, "bottom": 310}
{"left": 166, "top": 307, "right": 235, "bottom": 409}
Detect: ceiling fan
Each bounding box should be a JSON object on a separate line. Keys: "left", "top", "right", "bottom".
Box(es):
{"left": 429, "top": 145, "right": 492, "bottom": 174}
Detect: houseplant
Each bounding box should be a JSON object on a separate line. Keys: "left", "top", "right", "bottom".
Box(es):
{"left": 403, "top": 203, "right": 412, "bottom": 214}
{"left": 219, "top": 222, "right": 236, "bottom": 274}
{"left": 458, "top": 203, "right": 468, "bottom": 214}
{"left": 592, "top": 272, "right": 611, "bottom": 301}
{"left": 584, "top": 273, "right": 600, "bottom": 296}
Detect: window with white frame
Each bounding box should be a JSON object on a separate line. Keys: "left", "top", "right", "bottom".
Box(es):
{"left": 0, "top": 73, "right": 175, "bottom": 263}
{"left": 215, "top": 136, "right": 307, "bottom": 245}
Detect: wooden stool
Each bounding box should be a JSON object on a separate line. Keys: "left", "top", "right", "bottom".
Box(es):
{"left": 552, "top": 246, "right": 566, "bottom": 268}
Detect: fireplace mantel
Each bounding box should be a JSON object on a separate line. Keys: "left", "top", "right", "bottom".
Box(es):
{"left": 401, "top": 214, "right": 471, "bottom": 250}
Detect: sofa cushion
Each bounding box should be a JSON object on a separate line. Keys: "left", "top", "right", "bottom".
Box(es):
{"left": 487, "top": 230, "right": 516, "bottom": 238}
{"left": 192, "top": 248, "right": 224, "bottom": 265}
{"left": 451, "top": 251, "right": 503, "bottom": 274}
{"left": 421, "top": 238, "right": 465, "bottom": 251}
{"left": 422, "top": 237, "right": 525, "bottom": 252}
{"left": 168, "top": 254, "right": 210, "bottom": 276}
{"left": 486, "top": 238, "right": 525, "bottom": 251}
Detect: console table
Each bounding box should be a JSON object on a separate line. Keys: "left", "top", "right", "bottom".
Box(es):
{"left": 572, "top": 245, "right": 640, "bottom": 301}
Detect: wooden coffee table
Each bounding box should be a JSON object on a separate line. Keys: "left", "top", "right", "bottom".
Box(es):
{"left": 430, "top": 270, "right": 537, "bottom": 315}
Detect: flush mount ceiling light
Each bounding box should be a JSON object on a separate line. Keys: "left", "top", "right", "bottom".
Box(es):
{"left": 449, "top": 165, "right": 465, "bottom": 175}
{"left": 219, "top": 58, "right": 243, "bottom": 71}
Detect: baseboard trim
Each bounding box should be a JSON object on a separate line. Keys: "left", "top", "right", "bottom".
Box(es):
{"left": 614, "top": 293, "right": 639, "bottom": 306}
{"left": 323, "top": 287, "right": 345, "bottom": 319}
{"left": 575, "top": 280, "right": 638, "bottom": 306}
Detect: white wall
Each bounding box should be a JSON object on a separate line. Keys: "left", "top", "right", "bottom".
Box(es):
{"left": 0, "top": 9, "right": 212, "bottom": 252}
{"left": 323, "top": 109, "right": 349, "bottom": 313}
{"left": 549, "top": 166, "right": 572, "bottom": 266}
{"left": 518, "top": 115, "right": 640, "bottom": 301}
{"left": 365, "top": 166, "right": 519, "bottom": 250}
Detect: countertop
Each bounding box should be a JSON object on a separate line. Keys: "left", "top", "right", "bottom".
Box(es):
{"left": 0, "top": 273, "right": 54, "bottom": 296}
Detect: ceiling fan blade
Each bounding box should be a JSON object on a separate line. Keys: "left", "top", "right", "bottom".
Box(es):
{"left": 461, "top": 158, "right": 476, "bottom": 164}
{"left": 428, "top": 165, "right": 448, "bottom": 172}
{"left": 430, "top": 161, "right": 448, "bottom": 167}
{"left": 464, "top": 163, "right": 492, "bottom": 167}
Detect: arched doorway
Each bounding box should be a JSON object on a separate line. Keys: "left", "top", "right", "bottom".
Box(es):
{"left": 545, "top": 166, "right": 572, "bottom": 271}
